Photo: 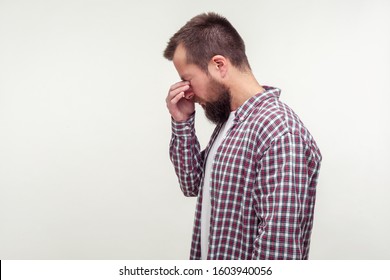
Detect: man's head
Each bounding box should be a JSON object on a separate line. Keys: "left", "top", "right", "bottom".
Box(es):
{"left": 164, "top": 13, "right": 250, "bottom": 124}
{"left": 163, "top": 12, "right": 250, "bottom": 73}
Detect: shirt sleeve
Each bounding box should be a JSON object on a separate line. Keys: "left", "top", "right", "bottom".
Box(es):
{"left": 169, "top": 113, "right": 204, "bottom": 197}
{"left": 252, "top": 133, "right": 317, "bottom": 259}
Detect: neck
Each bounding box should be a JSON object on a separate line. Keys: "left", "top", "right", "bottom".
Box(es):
{"left": 228, "top": 69, "right": 265, "bottom": 111}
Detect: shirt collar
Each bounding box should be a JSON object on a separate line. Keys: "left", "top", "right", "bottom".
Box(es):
{"left": 234, "top": 86, "right": 281, "bottom": 123}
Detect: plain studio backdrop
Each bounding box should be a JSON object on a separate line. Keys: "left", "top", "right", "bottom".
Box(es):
{"left": 0, "top": 0, "right": 389, "bottom": 259}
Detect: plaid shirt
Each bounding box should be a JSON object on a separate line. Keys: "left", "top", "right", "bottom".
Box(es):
{"left": 170, "top": 86, "right": 322, "bottom": 260}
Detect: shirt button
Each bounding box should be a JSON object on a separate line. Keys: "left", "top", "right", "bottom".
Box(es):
{"left": 240, "top": 117, "right": 245, "bottom": 122}
{"left": 184, "top": 126, "right": 190, "bottom": 130}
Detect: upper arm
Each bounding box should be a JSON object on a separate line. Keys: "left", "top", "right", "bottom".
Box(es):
{"left": 252, "top": 133, "right": 316, "bottom": 259}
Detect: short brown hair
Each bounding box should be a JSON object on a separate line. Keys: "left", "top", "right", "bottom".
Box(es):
{"left": 163, "top": 12, "right": 250, "bottom": 72}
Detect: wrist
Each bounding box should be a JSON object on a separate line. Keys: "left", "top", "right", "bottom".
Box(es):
{"left": 171, "top": 112, "right": 196, "bottom": 136}
{"left": 172, "top": 111, "right": 195, "bottom": 123}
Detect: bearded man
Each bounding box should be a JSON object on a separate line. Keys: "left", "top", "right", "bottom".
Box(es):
{"left": 164, "top": 12, "right": 322, "bottom": 260}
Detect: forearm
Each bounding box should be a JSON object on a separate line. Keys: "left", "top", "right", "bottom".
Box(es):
{"left": 170, "top": 113, "right": 204, "bottom": 197}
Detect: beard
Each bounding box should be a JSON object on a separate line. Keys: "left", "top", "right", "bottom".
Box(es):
{"left": 203, "top": 78, "right": 232, "bottom": 125}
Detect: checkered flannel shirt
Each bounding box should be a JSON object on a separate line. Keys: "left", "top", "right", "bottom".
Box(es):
{"left": 170, "top": 86, "right": 322, "bottom": 259}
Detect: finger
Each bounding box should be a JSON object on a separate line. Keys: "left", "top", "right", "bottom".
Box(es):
{"left": 167, "top": 84, "right": 190, "bottom": 101}
{"left": 169, "top": 81, "right": 190, "bottom": 93}
{"left": 169, "top": 91, "right": 185, "bottom": 105}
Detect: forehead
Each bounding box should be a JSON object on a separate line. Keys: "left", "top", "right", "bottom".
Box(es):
{"left": 173, "top": 44, "right": 203, "bottom": 80}
{"left": 172, "top": 44, "right": 188, "bottom": 74}
{"left": 173, "top": 44, "right": 187, "bottom": 64}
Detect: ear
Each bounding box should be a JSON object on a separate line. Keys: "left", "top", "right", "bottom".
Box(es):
{"left": 208, "top": 55, "right": 228, "bottom": 78}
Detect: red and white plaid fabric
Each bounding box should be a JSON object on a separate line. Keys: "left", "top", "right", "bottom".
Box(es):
{"left": 170, "top": 86, "right": 322, "bottom": 259}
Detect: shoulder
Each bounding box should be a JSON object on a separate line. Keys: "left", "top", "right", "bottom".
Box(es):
{"left": 248, "top": 97, "right": 315, "bottom": 150}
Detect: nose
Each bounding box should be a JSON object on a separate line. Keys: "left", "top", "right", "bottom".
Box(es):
{"left": 184, "top": 90, "right": 194, "bottom": 100}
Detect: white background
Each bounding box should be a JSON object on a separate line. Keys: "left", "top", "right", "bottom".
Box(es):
{"left": 2, "top": 260, "right": 390, "bottom": 279}
{"left": 0, "top": 0, "right": 389, "bottom": 259}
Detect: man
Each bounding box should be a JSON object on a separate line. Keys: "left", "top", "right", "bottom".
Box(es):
{"left": 163, "top": 12, "right": 322, "bottom": 260}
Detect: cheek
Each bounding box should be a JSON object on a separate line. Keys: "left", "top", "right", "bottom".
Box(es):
{"left": 191, "top": 83, "right": 207, "bottom": 98}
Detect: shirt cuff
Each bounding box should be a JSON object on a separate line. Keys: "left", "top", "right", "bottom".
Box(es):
{"left": 171, "top": 112, "right": 195, "bottom": 136}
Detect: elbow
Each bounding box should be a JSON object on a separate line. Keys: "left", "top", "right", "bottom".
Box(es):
{"left": 181, "top": 187, "right": 198, "bottom": 197}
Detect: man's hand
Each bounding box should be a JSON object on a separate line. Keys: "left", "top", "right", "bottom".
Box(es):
{"left": 166, "top": 81, "right": 195, "bottom": 122}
